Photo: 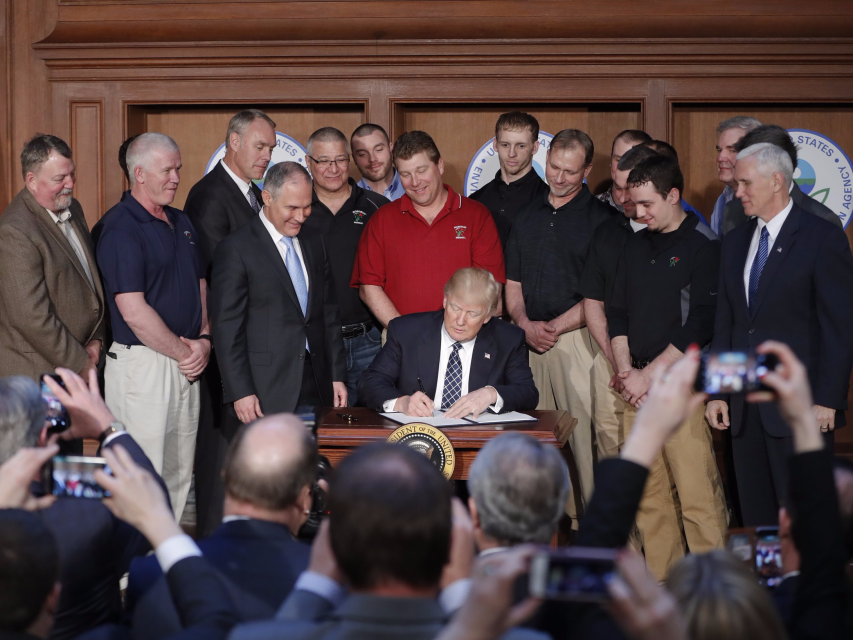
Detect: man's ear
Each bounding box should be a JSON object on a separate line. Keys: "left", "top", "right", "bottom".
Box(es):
{"left": 779, "top": 507, "right": 792, "bottom": 536}
{"left": 229, "top": 132, "right": 242, "bottom": 153}
{"left": 299, "top": 483, "right": 313, "bottom": 515}
{"left": 668, "top": 188, "right": 681, "bottom": 205}
{"left": 262, "top": 190, "right": 273, "bottom": 207}
{"left": 468, "top": 497, "right": 481, "bottom": 530}
{"left": 437, "top": 157, "right": 445, "bottom": 176}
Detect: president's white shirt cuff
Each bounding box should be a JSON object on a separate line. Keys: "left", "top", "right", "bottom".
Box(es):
{"left": 382, "top": 398, "right": 399, "bottom": 412}
{"left": 155, "top": 534, "right": 202, "bottom": 573}
{"left": 487, "top": 386, "right": 504, "bottom": 413}
{"left": 439, "top": 578, "right": 472, "bottom": 614}
{"left": 295, "top": 571, "right": 346, "bottom": 607}
{"left": 101, "top": 430, "right": 130, "bottom": 448}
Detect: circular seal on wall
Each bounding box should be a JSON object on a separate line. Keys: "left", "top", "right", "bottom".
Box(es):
{"left": 205, "top": 131, "right": 308, "bottom": 190}
{"left": 387, "top": 423, "right": 456, "bottom": 480}
{"left": 788, "top": 129, "right": 852, "bottom": 229}
{"left": 463, "top": 131, "right": 553, "bottom": 197}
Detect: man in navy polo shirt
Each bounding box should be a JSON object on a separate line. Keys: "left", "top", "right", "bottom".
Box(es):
{"left": 97, "top": 132, "right": 210, "bottom": 520}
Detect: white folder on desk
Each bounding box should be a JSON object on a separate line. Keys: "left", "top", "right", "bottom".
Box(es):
{"left": 380, "top": 410, "right": 537, "bottom": 427}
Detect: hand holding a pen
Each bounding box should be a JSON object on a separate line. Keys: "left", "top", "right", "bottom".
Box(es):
{"left": 393, "top": 377, "right": 435, "bottom": 417}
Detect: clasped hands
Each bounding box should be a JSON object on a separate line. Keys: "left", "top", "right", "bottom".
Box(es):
{"left": 611, "top": 367, "right": 651, "bottom": 408}
{"left": 395, "top": 386, "right": 498, "bottom": 419}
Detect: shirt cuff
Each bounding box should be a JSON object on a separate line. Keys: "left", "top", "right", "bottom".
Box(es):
{"left": 382, "top": 398, "right": 399, "bottom": 412}
{"left": 155, "top": 534, "right": 202, "bottom": 574}
{"left": 294, "top": 571, "right": 346, "bottom": 608}
{"left": 486, "top": 387, "right": 504, "bottom": 413}
{"left": 101, "top": 430, "right": 129, "bottom": 448}
{"left": 439, "top": 578, "right": 472, "bottom": 614}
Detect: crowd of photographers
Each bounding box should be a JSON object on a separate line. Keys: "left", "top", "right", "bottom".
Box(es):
{"left": 0, "top": 339, "right": 849, "bottom": 640}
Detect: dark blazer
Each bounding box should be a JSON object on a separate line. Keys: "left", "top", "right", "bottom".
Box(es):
{"left": 211, "top": 215, "right": 346, "bottom": 413}
{"left": 39, "top": 434, "right": 167, "bottom": 640}
{"left": 184, "top": 160, "right": 263, "bottom": 276}
{"left": 721, "top": 182, "right": 842, "bottom": 236}
{"left": 711, "top": 204, "right": 853, "bottom": 436}
{"left": 126, "top": 519, "right": 310, "bottom": 640}
{"left": 358, "top": 311, "right": 538, "bottom": 412}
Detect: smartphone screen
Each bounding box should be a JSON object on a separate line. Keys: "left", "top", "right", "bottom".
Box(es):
{"left": 529, "top": 548, "right": 617, "bottom": 602}
{"left": 696, "top": 351, "right": 778, "bottom": 395}
{"left": 46, "top": 456, "right": 110, "bottom": 499}
{"left": 755, "top": 527, "right": 783, "bottom": 587}
{"left": 40, "top": 375, "right": 70, "bottom": 435}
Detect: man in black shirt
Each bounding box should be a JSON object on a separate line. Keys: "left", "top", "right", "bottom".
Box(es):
{"left": 608, "top": 154, "right": 728, "bottom": 580}
{"left": 505, "top": 129, "right": 616, "bottom": 515}
{"left": 470, "top": 111, "right": 549, "bottom": 248}
{"left": 579, "top": 145, "right": 657, "bottom": 461}
{"left": 594, "top": 129, "right": 652, "bottom": 211}
{"left": 302, "top": 127, "right": 389, "bottom": 406}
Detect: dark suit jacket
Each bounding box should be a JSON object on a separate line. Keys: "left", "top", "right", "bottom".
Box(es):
{"left": 711, "top": 204, "right": 853, "bottom": 436}
{"left": 184, "top": 161, "right": 263, "bottom": 277}
{"left": 721, "top": 182, "right": 842, "bottom": 236}
{"left": 0, "top": 189, "right": 105, "bottom": 378}
{"left": 126, "top": 519, "right": 310, "bottom": 640}
{"left": 358, "top": 311, "right": 538, "bottom": 412}
{"left": 211, "top": 215, "right": 346, "bottom": 413}
{"left": 39, "top": 434, "right": 167, "bottom": 640}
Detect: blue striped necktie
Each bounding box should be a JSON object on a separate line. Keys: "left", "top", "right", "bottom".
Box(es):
{"left": 748, "top": 226, "right": 769, "bottom": 312}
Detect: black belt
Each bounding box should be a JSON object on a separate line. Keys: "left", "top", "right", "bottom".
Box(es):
{"left": 341, "top": 320, "right": 374, "bottom": 340}
{"left": 631, "top": 356, "right": 653, "bottom": 370}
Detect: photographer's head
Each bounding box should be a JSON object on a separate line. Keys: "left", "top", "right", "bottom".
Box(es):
{"left": 0, "top": 377, "right": 47, "bottom": 465}
{"left": 328, "top": 443, "right": 452, "bottom": 595}
{"left": 468, "top": 432, "right": 570, "bottom": 549}
{"left": 0, "top": 509, "right": 60, "bottom": 638}
{"left": 222, "top": 413, "right": 318, "bottom": 535}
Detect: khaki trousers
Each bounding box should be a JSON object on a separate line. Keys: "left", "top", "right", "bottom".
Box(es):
{"left": 625, "top": 402, "right": 729, "bottom": 581}
{"left": 529, "top": 327, "right": 597, "bottom": 516}
{"left": 591, "top": 351, "right": 627, "bottom": 460}
{"left": 105, "top": 344, "right": 200, "bottom": 521}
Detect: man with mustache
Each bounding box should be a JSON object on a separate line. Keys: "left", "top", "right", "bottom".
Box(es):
{"left": 0, "top": 134, "right": 105, "bottom": 381}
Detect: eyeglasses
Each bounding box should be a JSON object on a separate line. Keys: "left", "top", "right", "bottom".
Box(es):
{"left": 307, "top": 155, "right": 350, "bottom": 168}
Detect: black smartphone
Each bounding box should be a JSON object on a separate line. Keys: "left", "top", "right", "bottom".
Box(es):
{"left": 529, "top": 547, "right": 617, "bottom": 602}
{"left": 755, "top": 526, "right": 784, "bottom": 587}
{"left": 694, "top": 351, "right": 780, "bottom": 394}
{"left": 42, "top": 455, "right": 110, "bottom": 499}
{"left": 40, "top": 373, "right": 70, "bottom": 436}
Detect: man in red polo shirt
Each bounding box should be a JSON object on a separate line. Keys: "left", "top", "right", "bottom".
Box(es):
{"left": 351, "top": 130, "right": 505, "bottom": 328}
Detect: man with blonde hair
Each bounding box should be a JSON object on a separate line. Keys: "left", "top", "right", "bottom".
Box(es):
{"left": 359, "top": 267, "right": 537, "bottom": 417}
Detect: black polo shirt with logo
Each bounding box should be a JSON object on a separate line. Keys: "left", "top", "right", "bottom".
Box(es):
{"left": 607, "top": 214, "right": 720, "bottom": 363}
{"left": 303, "top": 178, "right": 389, "bottom": 326}
{"left": 577, "top": 213, "right": 637, "bottom": 316}
{"left": 470, "top": 168, "right": 550, "bottom": 248}
{"left": 505, "top": 184, "right": 616, "bottom": 322}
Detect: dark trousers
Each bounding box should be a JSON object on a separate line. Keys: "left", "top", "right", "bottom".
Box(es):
{"left": 298, "top": 351, "right": 322, "bottom": 407}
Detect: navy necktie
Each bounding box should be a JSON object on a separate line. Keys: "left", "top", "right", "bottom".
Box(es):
{"left": 440, "top": 343, "right": 464, "bottom": 410}
{"left": 247, "top": 187, "right": 261, "bottom": 214}
{"left": 748, "top": 226, "right": 769, "bottom": 312}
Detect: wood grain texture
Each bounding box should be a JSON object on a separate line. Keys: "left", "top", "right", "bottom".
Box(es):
{"left": 70, "top": 100, "right": 103, "bottom": 225}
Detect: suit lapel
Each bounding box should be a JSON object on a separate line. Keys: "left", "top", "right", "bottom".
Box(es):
{"left": 68, "top": 205, "right": 104, "bottom": 301}
{"left": 250, "top": 216, "right": 302, "bottom": 314}
{"left": 214, "top": 161, "right": 259, "bottom": 218}
{"left": 417, "top": 313, "right": 444, "bottom": 398}
{"left": 731, "top": 217, "right": 756, "bottom": 319}
{"left": 750, "top": 206, "right": 801, "bottom": 318}
{"left": 469, "top": 323, "right": 495, "bottom": 392}
{"left": 298, "top": 231, "right": 317, "bottom": 316}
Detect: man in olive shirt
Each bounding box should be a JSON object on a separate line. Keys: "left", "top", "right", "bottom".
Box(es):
{"left": 302, "top": 127, "right": 389, "bottom": 405}
{"left": 505, "top": 129, "right": 615, "bottom": 513}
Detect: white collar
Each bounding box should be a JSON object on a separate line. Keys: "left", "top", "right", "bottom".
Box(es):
{"left": 222, "top": 515, "right": 252, "bottom": 523}
{"left": 260, "top": 207, "right": 285, "bottom": 243}
{"left": 479, "top": 546, "right": 509, "bottom": 557}
{"left": 46, "top": 208, "right": 72, "bottom": 224}
{"left": 757, "top": 197, "right": 794, "bottom": 240}
{"left": 220, "top": 158, "right": 253, "bottom": 195}
{"left": 440, "top": 322, "right": 477, "bottom": 351}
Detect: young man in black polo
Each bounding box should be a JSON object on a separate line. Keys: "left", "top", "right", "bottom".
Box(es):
{"left": 607, "top": 154, "right": 728, "bottom": 581}
{"left": 302, "top": 127, "right": 389, "bottom": 406}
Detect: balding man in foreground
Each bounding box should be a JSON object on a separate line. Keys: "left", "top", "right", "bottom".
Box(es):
{"left": 126, "top": 414, "right": 314, "bottom": 636}
{"left": 97, "top": 132, "right": 209, "bottom": 519}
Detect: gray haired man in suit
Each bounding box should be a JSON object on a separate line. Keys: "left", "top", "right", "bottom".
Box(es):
{"left": 0, "top": 134, "right": 105, "bottom": 380}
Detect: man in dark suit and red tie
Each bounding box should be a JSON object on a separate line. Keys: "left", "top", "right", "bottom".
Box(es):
{"left": 706, "top": 142, "right": 853, "bottom": 526}
{"left": 358, "top": 268, "right": 538, "bottom": 418}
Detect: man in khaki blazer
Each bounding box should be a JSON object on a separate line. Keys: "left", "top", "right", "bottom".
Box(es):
{"left": 0, "top": 134, "right": 104, "bottom": 380}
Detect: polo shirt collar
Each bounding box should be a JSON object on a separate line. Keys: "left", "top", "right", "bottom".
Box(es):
{"left": 399, "top": 184, "right": 461, "bottom": 225}
{"left": 545, "top": 183, "right": 593, "bottom": 212}
{"left": 311, "top": 178, "right": 359, "bottom": 212}
{"left": 644, "top": 212, "right": 697, "bottom": 252}
{"left": 493, "top": 167, "right": 543, "bottom": 190}
{"left": 124, "top": 192, "right": 175, "bottom": 225}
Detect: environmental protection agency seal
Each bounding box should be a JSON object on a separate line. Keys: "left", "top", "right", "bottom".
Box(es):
{"left": 387, "top": 424, "right": 456, "bottom": 480}
{"left": 464, "top": 131, "right": 553, "bottom": 197}
{"left": 788, "top": 129, "right": 852, "bottom": 229}
{"left": 205, "top": 131, "right": 308, "bottom": 190}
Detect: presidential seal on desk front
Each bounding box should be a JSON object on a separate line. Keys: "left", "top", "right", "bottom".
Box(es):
{"left": 387, "top": 424, "right": 456, "bottom": 480}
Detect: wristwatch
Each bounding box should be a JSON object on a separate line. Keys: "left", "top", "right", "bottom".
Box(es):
{"left": 98, "top": 421, "right": 126, "bottom": 444}
{"left": 198, "top": 334, "right": 212, "bottom": 342}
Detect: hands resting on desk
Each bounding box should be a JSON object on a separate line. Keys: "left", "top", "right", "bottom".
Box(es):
{"left": 393, "top": 386, "right": 498, "bottom": 419}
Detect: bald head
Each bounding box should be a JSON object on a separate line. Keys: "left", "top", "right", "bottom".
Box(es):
{"left": 223, "top": 414, "right": 318, "bottom": 511}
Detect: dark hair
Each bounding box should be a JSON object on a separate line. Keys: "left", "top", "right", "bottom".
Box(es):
{"left": 0, "top": 510, "right": 59, "bottom": 631}
{"left": 392, "top": 131, "right": 441, "bottom": 165}
{"left": 20, "top": 134, "right": 72, "bottom": 181}
{"left": 351, "top": 123, "right": 390, "bottom": 144}
{"left": 329, "top": 443, "right": 452, "bottom": 590}
{"left": 612, "top": 129, "right": 652, "bottom": 154}
{"left": 495, "top": 111, "right": 539, "bottom": 142}
{"left": 549, "top": 129, "right": 594, "bottom": 167}
{"left": 833, "top": 456, "right": 853, "bottom": 558}
{"left": 734, "top": 125, "right": 798, "bottom": 172}
{"left": 616, "top": 145, "right": 659, "bottom": 173}
{"left": 628, "top": 154, "right": 684, "bottom": 200}
{"left": 222, "top": 417, "right": 318, "bottom": 511}
{"left": 118, "top": 135, "right": 140, "bottom": 183}
{"left": 643, "top": 139, "right": 679, "bottom": 161}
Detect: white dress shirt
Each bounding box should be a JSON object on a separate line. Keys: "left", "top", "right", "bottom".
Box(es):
{"left": 46, "top": 208, "right": 96, "bottom": 290}
{"left": 628, "top": 218, "right": 647, "bottom": 232}
{"left": 259, "top": 207, "right": 310, "bottom": 291}
{"left": 742, "top": 197, "right": 794, "bottom": 298}
{"left": 382, "top": 323, "right": 503, "bottom": 412}
{"left": 220, "top": 158, "right": 255, "bottom": 207}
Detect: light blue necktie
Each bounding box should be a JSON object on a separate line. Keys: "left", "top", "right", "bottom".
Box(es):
{"left": 280, "top": 236, "right": 308, "bottom": 316}
{"left": 440, "top": 343, "right": 464, "bottom": 410}
{"left": 748, "top": 226, "right": 769, "bottom": 312}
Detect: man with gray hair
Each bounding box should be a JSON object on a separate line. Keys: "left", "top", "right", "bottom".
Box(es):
{"left": 211, "top": 161, "right": 347, "bottom": 428}
{"left": 97, "top": 131, "right": 209, "bottom": 520}
{"left": 711, "top": 116, "right": 761, "bottom": 235}
{"left": 707, "top": 141, "right": 853, "bottom": 525}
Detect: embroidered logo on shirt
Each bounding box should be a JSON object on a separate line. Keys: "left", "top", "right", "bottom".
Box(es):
{"left": 454, "top": 226, "right": 467, "bottom": 239}
{"left": 669, "top": 256, "right": 680, "bottom": 267}
{"left": 353, "top": 210, "right": 366, "bottom": 225}
{"left": 183, "top": 230, "right": 195, "bottom": 244}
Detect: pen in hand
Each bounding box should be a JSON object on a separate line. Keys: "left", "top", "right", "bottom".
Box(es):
{"left": 417, "top": 377, "right": 427, "bottom": 395}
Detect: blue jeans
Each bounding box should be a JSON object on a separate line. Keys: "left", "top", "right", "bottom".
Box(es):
{"left": 344, "top": 324, "right": 382, "bottom": 406}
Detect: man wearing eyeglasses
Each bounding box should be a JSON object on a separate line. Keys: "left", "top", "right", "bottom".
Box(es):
{"left": 302, "top": 127, "right": 389, "bottom": 406}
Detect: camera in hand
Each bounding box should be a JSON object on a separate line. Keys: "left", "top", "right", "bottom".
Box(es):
{"left": 41, "top": 373, "right": 70, "bottom": 436}
{"left": 43, "top": 455, "right": 111, "bottom": 499}
{"left": 754, "top": 526, "right": 784, "bottom": 587}
{"left": 295, "top": 405, "right": 332, "bottom": 541}
{"left": 694, "top": 351, "right": 780, "bottom": 395}
{"left": 529, "top": 547, "right": 617, "bottom": 602}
